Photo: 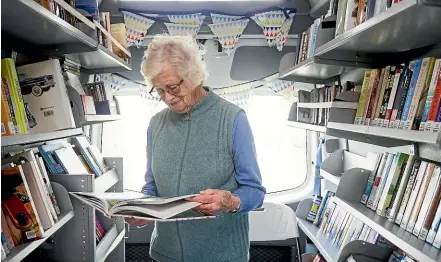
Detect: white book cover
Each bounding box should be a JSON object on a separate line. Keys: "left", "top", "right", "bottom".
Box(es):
{"left": 406, "top": 163, "right": 435, "bottom": 233}
{"left": 395, "top": 159, "right": 421, "bottom": 225}
{"left": 427, "top": 204, "right": 441, "bottom": 243}
{"left": 54, "top": 147, "right": 91, "bottom": 174}
{"left": 383, "top": 71, "right": 402, "bottom": 128}
{"left": 376, "top": 153, "right": 402, "bottom": 216}
{"left": 387, "top": 155, "right": 415, "bottom": 222}
{"left": 433, "top": 226, "right": 441, "bottom": 248}
{"left": 333, "top": 211, "right": 349, "bottom": 242}
{"left": 326, "top": 205, "right": 342, "bottom": 236}
{"left": 86, "top": 145, "right": 109, "bottom": 174}
{"left": 36, "top": 156, "right": 60, "bottom": 217}
{"left": 16, "top": 59, "right": 76, "bottom": 133}
{"left": 70, "top": 192, "right": 214, "bottom": 221}
{"left": 413, "top": 165, "right": 441, "bottom": 236}
{"left": 366, "top": 153, "right": 389, "bottom": 208}
{"left": 330, "top": 209, "right": 347, "bottom": 238}
{"left": 372, "top": 153, "right": 395, "bottom": 211}
{"left": 400, "top": 161, "right": 428, "bottom": 229}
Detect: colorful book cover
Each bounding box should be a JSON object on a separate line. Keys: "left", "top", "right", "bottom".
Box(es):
{"left": 373, "top": 66, "right": 391, "bottom": 126}
{"left": 366, "top": 153, "right": 390, "bottom": 209}
{"left": 372, "top": 153, "right": 395, "bottom": 211}
{"left": 377, "top": 67, "right": 397, "bottom": 126}
{"left": 364, "top": 69, "right": 382, "bottom": 125}
{"left": 399, "top": 59, "right": 423, "bottom": 128}
{"left": 390, "top": 64, "right": 413, "bottom": 129}
{"left": 420, "top": 59, "right": 441, "bottom": 131}
{"left": 361, "top": 153, "right": 383, "bottom": 204}
{"left": 426, "top": 204, "right": 441, "bottom": 243}
{"left": 395, "top": 159, "right": 421, "bottom": 225}
{"left": 354, "top": 70, "right": 373, "bottom": 124}
{"left": 383, "top": 68, "right": 402, "bottom": 127}
{"left": 1, "top": 166, "right": 43, "bottom": 245}
{"left": 1, "top": 85, "right": 15, "bottom": 136}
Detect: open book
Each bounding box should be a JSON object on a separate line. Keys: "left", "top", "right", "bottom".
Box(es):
{"left": 69, "top": 192, "right": 215, "bottom": 221}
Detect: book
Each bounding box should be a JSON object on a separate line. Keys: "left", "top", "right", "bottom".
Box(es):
{"left": 400, "top": 161, "right": 428, "bottom": 229}
{"left": 372, "top": 153, "right": 395, "bottom": 211}
{"left": 377, "top": 67, "right": 397, "bottom": 127}
{"left": 313, "top": 191, "right": 335, "bottom": 226}
{"left": 1, "top": 165, "right": 43, "bottom": 244}
{"left": 387, "top": 155, "right": 415, "bottom": 222}
{"left": 53, "top": 146, "right": 91, "bottom": 174}
{"left": 399, "top": 59, "right": 423, "bottom": 129}
{"left": 406, "top": 163, "right": 436, "bottom": 232}
{"left": 71, "top": 137, "right": 103, "bottom": 177}
{"left": 364, "top": 69, "right": 382, "bottom": 125}
{"left": 35, "top": 156, "right": 60, "bottom": 216}
{"left": 366, "top": 153, "right": 390, "bottom": 209}
{"left": 0, "top": 209, "right": 15, "bottom": 250}
{"left": 427, "top": 204, "right": 441, "bottom": 243}
{"left": 413, "top": 165, "right": 441, "bottom": 237}
{"left": 390, "top": 64, "right": 413, "bottom": 129}
{"left": 372, "top": 66, "right": 391, "bottom": 126}
{"left": 16, "top": 59, "right": 76, "bottom": 133}
{"left": 354, "top": 70, "right": 373, "bottom": 124}
{"left": 395, "top": 159, "right": 421, "bottom": 224}
{"left": 383, "top": 68, "right": 402, "bottom": 127}
{"left": 86, "top": 145, "right": 109, "bottom": 174}
{"left": 419, "top": 59, "right": 441, "bottom": 130}
{"left": 361, "top": 153, "right": 383, "bottom": 204}
{"left": 69, "top": 192, "right": 214, "bottom": 221}
{"left": 426, "top": 61, "right": 441, "bottom": 132}
{"left": 1, "top": 85, "right": 15, "bottom": 136}
{"left": 433, "top": 226, "right": 441, "bottom": 248}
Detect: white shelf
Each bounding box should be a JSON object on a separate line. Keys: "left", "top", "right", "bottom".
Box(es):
{"left": 334, "top": 197, "right": 441, "bottom": 262}
{"left": 320, "top": 169, "right": 341, "bottom": 185}
{"left": 287, "top": 121, "right": 327, "bottom": 133}
{"left": 1, "top": 128, "right": 83, "bottom": 147}
{"left": 81, "top": 115, "right": 122, "bottom": 125}
{"left": 297, "top": 102, "right": 358, "bottom": 109}
{"left": 327, "top": 122, "right": 441, "bottom": 147}
{"left": 297, "top": 218, "right": 340, "bottom": 262}
{"left": 94, "top": 168, "right": 120, "bottom": 193}
{"left": 4, "top": 211, "right": 74, "bottom": 262}
{"left": 96, "top": 226, "right": 125, "bottom": 262}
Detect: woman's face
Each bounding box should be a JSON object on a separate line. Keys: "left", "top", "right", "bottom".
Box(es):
{"left": 151, "top": 65, "right": 193, "bottom": 114}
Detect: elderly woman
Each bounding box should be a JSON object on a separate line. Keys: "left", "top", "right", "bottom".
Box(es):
{"left": 125, "top": 35, "right": 266, "bottom": 262}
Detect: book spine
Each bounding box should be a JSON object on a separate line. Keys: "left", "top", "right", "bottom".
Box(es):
{"left": 420, "top": 59, "right": 441, "bottom": 130}
{"left": 400, "top": 161, "right": 428, "bottom": 229}
{"left": 372, "top": 153, "right": 395, "bottom": 211}
{"left": 365, "top": 69, "right": 382, "bottom": 125}
{"left": 372, "top": 66, "right": 390, "bottom": 126}
{"left": 407, "top": 163, "right": 435, "bottom": 233}
{"left": 433, "top": 225, "right": 441, "bottom": 248}
{"left": 381, "top": 154, "right": 409, "bottom": 217}
{"left": 390, "top": 65, "right": 412, "bottom": 128}
{"left": 1, "top": 79, "right": 17, "bottom": 135}
{"left": 354, "top": 70, "right": 373, "bottom": 124}
{"left": 370, "top": 70, "right": 385, "bottom": 126}
{"left": 426, "top": 61, "right": 441, "bottom": 131}
{"left": 413, "top": 165, "right": 440, "bottom": 237}
{"left": 383, "top": 69, "right": 402, "bottom": 127}
{"left": 395, "top": 159, "right": 421, "bottom": 224}
{"left": 413, "top": 58, "right": 436, "bottom": 130}
{"left": 377, "top": 67, "right": 397, "bottom": 126}
{"left": 366, "top": 153, "right": 389, "bottom": 209}
{"left": 361, "top": 153, "right": 383, "bottom": 204}
{"left": 426, "top": 204, "right": 441, "bottom": 243}
{"left": 399, "top": 59, "right": 423, "bottom": 129}
{"left": 433, "top": 102, "right": 441, "bottom": 132}
{"left": 387, "top": 155, "right": 415, "bottom": 222}
{"left": 419, "top": 166, "right": 441, "bottom": 240}
{"left": 376, "top": 153, "right": 402, "bottom": 216}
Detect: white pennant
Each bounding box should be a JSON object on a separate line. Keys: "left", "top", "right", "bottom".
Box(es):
{"left": 164, "top": 23, "right": 201, "bottom": 37}
{"left": 122, "top": 11, "right": 156, "bottom": 47}
{"left": 208, "top": 19, "right": 249, "bottom": 56}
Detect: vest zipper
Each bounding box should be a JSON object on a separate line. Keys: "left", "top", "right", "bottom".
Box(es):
{"left": 176, "top": 116, "right": 191, "bottom": 262}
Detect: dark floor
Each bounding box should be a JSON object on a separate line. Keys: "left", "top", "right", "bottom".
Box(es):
{"left": 126, "top": 244, "right": 294, "bottom": 262}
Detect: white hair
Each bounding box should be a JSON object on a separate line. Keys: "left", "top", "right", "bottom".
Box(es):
{"left": 141, "top": 34, "right": 208, "bottom": 88}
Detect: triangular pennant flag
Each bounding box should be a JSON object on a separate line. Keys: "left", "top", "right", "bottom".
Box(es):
{"left": 164, "top": 23, "right": 201, "bottom": 38}
{"left": 122, "top": 11, "right": 156, "bottom": 47}
{"left": 214, "top": 83, "right": 254, "bottom": 108}
{"left": 276, "top": 13, "right": 295, "bottom": 51}
{"left": 208, "top": 19, "right": 249, "bottom": 56}
{"left": 252, "top": 9, "right": 296, "bottom": 49}
{"left": 266, "top": 79, "right": 295, "bottom": 102}
{"left": 210, "top": 13, "right": 244, "bottom": 24}
{"left": 168, "top": 13, "right": 205, "bottom": 26}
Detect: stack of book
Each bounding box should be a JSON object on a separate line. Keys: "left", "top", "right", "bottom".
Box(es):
{"left": 297, "top": 82, "right": 356, "bottom": 126}
{"left": 1, "top": 151, "right": 62, "bottom": 260}
{"left": 353, "top": 58, "right": 441, "bottom": 132}
{"left": 37, "top": 136, "right": 110, "bottom": 177}
{"left": 295, "top": 17, "right": 322, "bottom": 64}
{"left": 334, "top": 0, "right": 404, "bottom": 37}
{"left": 1, "top": 58, "right": 76, "bottom": 137}
{"left": 360, "top": 152, "right": 441, "bottom": 248}
{"left": 95, "top": 218, "right": 106, "bottom": 245}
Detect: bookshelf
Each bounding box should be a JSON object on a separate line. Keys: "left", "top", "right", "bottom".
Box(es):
{"left": 297, "top": 102, "right": 358, "bottom": 109}
{"left": 2, "top": 0, "right": 132, "bottom": 73}
{"left": 333, "top": 197, "right": 441, "bottom": 262}
{"left": 287, "top": 121, "right": 327, "bottom": 133}
{"left": 4, "top": 183, "right": 74, "bottom": 262}
{"left": 81, "top": 115, "right": 122, "bottom": 126}
{"left": 279, "top": 0, "right": 441, "bottom": 83}
{"left": 1, "top": 128, "right": 83, "bottom": 147}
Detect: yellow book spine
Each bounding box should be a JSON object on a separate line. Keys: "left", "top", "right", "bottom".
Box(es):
{"left": 354, "top": 70, "right": 372, "bottom": 124}
{"left": 1, "top": 58, "right": 29, "bottom": 134}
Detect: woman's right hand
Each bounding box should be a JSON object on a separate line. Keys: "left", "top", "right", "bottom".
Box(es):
{"left": 124, "top": 217, "right": 152, "bottom": 227}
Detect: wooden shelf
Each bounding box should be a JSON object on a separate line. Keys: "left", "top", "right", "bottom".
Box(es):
{"left": 334, "top": 197, "right": 441, "bottom": 262}
{"left": 1, "top": 128, "right": 83, "bottom": 147}
{"left": 4, "top": 211, "right": 74, "bottom": 262}
{"left": 287, "top": 121, "right": 327, "bottom": 133}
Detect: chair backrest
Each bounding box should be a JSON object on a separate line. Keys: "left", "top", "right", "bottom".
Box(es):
{"left": 249, "top": 201, "right": 299, "bottom": 242}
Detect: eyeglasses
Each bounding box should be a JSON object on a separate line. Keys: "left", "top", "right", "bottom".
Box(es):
{"left": 149, "top": 79, "right": 184, "bottom": 100}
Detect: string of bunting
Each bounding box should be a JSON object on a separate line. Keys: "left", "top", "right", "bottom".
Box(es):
{"left": 120, "top": 7, "right": 297, "bottom": 55}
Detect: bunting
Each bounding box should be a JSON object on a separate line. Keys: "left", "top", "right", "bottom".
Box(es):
{"left": 168, "top": 13, "right": 206, "bottom": 25}
{"left": 164, "top": 23, "right": 201, "bottom": 38}
{"left": 210, "top": 13, "right": 244, "bottom": 24}
{"left": 252, "top": 10, "right": 295, "bottom": 50}
{"left": 214, "top": 82, "right": 254, "bottom": 107}
{"left": 208, "top": 19, "right": 249, "bottom": 56}
{"left": 266, "top": 79, "right": 296, "bottom": 103}
{"left": 95, "top": 73, "right": 129, "bottom": 92}
{"left": 122, "top": 11, "right": 156, "bottom": 47}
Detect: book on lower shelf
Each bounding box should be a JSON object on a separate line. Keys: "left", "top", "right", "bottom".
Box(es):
{"left": 69, "top": 192, "right": 215, "bottom": 221}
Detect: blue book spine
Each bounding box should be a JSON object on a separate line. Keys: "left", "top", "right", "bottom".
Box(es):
{"left": 401, "top": 59, "right": 423, "bottom": 121}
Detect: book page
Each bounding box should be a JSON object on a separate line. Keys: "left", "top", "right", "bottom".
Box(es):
{"left": 113, "top": 201, "right": 201, "bottom": 219}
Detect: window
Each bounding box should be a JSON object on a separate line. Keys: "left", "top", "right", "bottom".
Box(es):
{"left": 102, "top": 93, "right": 307, "bottom": 194}
{"left": 245, "top": 94, "right": 307, "bottom": 193}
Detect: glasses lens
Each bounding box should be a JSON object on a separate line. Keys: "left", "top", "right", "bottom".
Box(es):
{"left": 168, "top": 85, "right": 181, "bottom": 95}
{"left": 150, "top": 88, "right": 163, "bottom": 100}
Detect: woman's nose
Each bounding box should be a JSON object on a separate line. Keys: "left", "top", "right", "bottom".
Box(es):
{"left": 163, "top": 91, "right": 175, "bottom": 103}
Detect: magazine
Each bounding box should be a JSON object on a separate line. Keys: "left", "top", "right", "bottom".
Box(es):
{"left": 69, "top": 192, "right": 215, "bottom": 221}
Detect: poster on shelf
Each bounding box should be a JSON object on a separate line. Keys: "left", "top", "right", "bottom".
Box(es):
{"left": 122, "top": 11, "right": 157, "bottom": 47}
{"left": 208, "top": 19, "right": 249, "bottom": 56}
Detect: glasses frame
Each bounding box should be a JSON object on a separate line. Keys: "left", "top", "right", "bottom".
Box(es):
{"left": 149, "top": 79, "right": 184, "bottom": 100}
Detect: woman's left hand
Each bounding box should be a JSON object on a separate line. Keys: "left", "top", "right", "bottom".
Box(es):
{"left": 188, "top": 189, "right": 240, "bottom": 215}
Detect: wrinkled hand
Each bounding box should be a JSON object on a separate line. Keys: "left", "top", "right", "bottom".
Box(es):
{"left": 187, "top": 189, "right": 240, "bottom": 215}
{"left": 124, "top": 217, "right": 152, "bottom": 227}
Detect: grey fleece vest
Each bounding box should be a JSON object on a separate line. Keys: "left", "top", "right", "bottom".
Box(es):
{"left": 149, "top": 87, "right": 249, "bottom": 262}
